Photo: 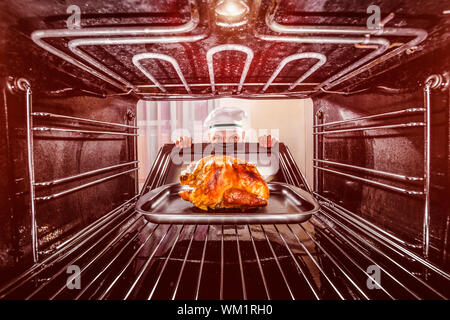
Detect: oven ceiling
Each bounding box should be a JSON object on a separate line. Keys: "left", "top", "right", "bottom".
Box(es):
{"left": 2, "top": 0, "right": 450, "bottom": 99}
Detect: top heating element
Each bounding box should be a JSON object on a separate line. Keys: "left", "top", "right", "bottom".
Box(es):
{"left": 14, "top": 0, "right": 447, "bottom": 99}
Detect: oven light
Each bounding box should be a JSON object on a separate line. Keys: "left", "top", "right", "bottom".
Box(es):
{"left": 215, "top": 0, "right": 249, "bottom": 28}
{"left": 218, "top": 0, "right": 246, "bottom": 17}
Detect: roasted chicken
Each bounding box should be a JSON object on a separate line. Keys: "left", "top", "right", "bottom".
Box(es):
{"left": 179, "top": 155, "right": 269, "bottom": 211}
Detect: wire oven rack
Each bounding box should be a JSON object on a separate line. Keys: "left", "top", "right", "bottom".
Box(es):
{"left": 1, "top": 130, "right": 449, "bottom": 299}
{"left": 1, "top": 176, "right": 448, "bottom": 300}
{"left": 18, "top": 82, "right": 139, "bottom": 263}
{"left": 313, "top": 75, "right": 450, "bottom": 280}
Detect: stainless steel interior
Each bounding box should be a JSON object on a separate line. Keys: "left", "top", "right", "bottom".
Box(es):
{"left": 0, "top": 0, "right": 449, "bottom": 300}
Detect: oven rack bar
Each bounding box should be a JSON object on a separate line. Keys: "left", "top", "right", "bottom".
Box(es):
{"left": 316, "top": 189, "right": 442, "bottom": 256}
{"left": 98, "top": 222, "right": 163, "bottom": 300}
{"left": 22, "top": 81, "right": 39, "bottom": 264}
{"left": 33, "top": 126, "right": 138, "bottom": 136}
{"left": 422, "top": 79, "right": 432, "bottom": 261}
{"left": 34, "top": 161, "right": 139, "bottom": 187}
{"left": 73, "top": 220, "right": 151, "bottom": 299}
{"left": 170, "top": 225, "right": 199, "bottom": 300}
{"left": 194, "top": 225, "right": 210, "bottom": 300}
{"left": 318, "top": 222, "right": 420, "bottom": 299}
{"left": 279, "top": 150, "right": 310, "bottom": 193}
{"left": 313, "top": 122, "right": 425, "bottom": 135}
{"left": 234, "top": 225, "right": 248, "bottom": 299}
{"left": 133, "top": 115, "right": 138, "bottom": 195}
{"left": 123, "top": 224, "right": 176, "bottom": 299}
{"left": 141, "top": 143, "right": 196, "bottom": 194}
{"left": 272, "top": 224, "right": 321, "bottom": 299}
{"left": 2, "top": 207, "right": 447, "bottom": 299}
{"left": 312, "top": 110, "right": 424, "bottom": 197}
{"left": 296, "top": 223, "right": 370, "bottom": 299}
{"left": 220, "top": 225, "right": 224, "bottom": 300}
{"left": 136, "top": 92, "right": 316, "bottom": 101}
{"left": 261, "top": 224, "right": 297, "bottom": 299}
{"left": 19, "top": 80, "right": 139, "bottom": 263}
{"left": 50, "top": 195, "right": 139, "bottom": 253}
{"left": 246, "top": 224, "right": 271, "bottom": 300}
{"left": 313, "top": 78, "right": 442, "bottom": 262}
{"left": 32, "top": 112, "right": 138, "bottom": 129}
{"left": 313, "top": 159, "right": 423, "bottom": 183}
{"left": 34, "top": 167, "right": 138, "bottom": 201}
{"left": 313, "top": 108, "right": 426, "bottom": 128}
{"left": 146, "top": 225, "right": 186, "bottom": 300}
{"left": 312, "top": 224, "right": 396, "bottom": 298}
{"left": 314, "top": 166, "right": 424, "bottom": 196}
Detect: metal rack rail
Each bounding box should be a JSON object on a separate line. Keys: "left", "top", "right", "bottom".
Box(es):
{"left": 313, "top": 74, "right": 448, "bottom": 265}
{"left": 313, "top": 159, "right": 423, "bottom": 183}
{"left": 1, "top": 211, "right": 448, "bottom": 299}
{"left": 17, "top": 79, "right": 139, "bottom": 263}
{"left": 32, "top": 112, "right": 138, "bottom": 129}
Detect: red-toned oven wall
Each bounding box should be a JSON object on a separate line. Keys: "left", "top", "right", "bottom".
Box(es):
{"left": 312, "top": 44, "right": 450, "bottom": 270}
{"left": 0, "top": 89, "right": 138, "bottom": 280}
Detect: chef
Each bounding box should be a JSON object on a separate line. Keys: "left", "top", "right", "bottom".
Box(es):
{"left": 175, "top": 106, "right": 277, "bottom": 148}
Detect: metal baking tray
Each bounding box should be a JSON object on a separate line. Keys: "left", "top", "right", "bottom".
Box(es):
{"left": 136, "top": 182, "right": 320, "bottom": 224}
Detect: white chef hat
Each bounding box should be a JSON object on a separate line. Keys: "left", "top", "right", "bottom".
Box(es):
{"left": 204, "top": 106, "right": 248, "bottom": 132}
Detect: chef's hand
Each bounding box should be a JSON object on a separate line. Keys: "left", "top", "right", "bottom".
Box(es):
{"left": 174, "top": 136, "right": 193, "bottom": 148}
{"left": 258, "top": 135, "right": 278, "bottom": 147}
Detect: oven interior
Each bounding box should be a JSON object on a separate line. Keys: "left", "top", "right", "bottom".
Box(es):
{"left": 0, "top": 0, "right": 449, "bottom": 299}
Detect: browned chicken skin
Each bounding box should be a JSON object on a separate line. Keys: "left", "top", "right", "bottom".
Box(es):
{"left": 179, "top": 155, "right": 269, "bottom": 211}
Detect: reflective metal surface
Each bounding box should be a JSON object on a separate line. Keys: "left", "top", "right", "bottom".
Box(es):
{"left": 136, "top": 182, "right": 319, "bottom": 224}
{"left": 2, "top": 206, "right": 449, "bottom": 299}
